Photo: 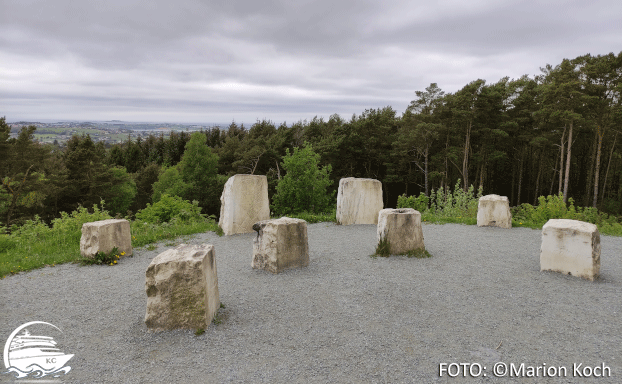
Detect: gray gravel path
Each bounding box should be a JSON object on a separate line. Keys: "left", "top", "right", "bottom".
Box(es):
{"left": 1, "top": 223, "right": 621, "bottom": 383}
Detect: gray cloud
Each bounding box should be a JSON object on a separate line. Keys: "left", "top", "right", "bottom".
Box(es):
{"left": 1, "top": 0, "right": 620, "bottom": 124}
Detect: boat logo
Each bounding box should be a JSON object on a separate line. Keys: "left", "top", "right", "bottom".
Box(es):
{"left": 3, "top": 321, "right": 74, "bottom": 379}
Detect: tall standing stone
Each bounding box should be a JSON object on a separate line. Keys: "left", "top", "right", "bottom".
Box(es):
{"left": 477, "top": 194, "right": 512, "bottom": 229}
{"left": 336, "top": 177, "right": 383, "bottom": 225}
{"left": 80, "top": 219, "right": 133, "bottom": 258}
{"left": 219, "top": 174, "right": 270, "bottom": 235}
{"left": 145, "top": 244, "right": 220, "bottom": 331}
{"left": 540, "top": 219, "right": 600, "bottom": 281}
{"left": 252, "top": 217, "right": 309, "bottom": 274}
{"left": 377, "top": 208, "right": 425, "bottom": 255}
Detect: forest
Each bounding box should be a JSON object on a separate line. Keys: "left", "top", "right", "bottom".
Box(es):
{"left": 1, "top": 52, "right": 621, "bottom": 229}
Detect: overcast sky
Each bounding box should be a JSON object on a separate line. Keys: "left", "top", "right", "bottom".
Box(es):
{"left": 2, "top": 0, "right": 620, "bottom": 125}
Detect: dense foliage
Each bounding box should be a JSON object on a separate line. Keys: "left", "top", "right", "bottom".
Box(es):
{"left": 271, "top": 143, "right": 334, "bottom": 215}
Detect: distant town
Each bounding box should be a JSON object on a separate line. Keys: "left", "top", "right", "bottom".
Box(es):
{"left": 6, "top": 120, "right": 229, "bottom": 145}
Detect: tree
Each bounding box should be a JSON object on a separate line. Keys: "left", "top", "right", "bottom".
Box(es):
{"left": 232, "top": 119, "right": 277, "bottom": 175}
{"left": 449, "top": 79, "right": 486, "bottom": 191}
{"left": 1, "top": 124, "right": 51, "bottom": 226}
{"left": 581, "top": 53, "right": 622, "bottom": 207}
{"left": 540, "top": 58, "right": 588, "bottom": 202}
{"left": 178, "top": 132, "right": 220, "bottom": 214}
{"left": 106, "top": 167, "right": 137, "bottom": 216}
{"left": 131, "top": 162, "right": 161, "bottom": 212}
{"left": 272, "top": 143, "right": 334, "bottom": 215}
{"left": 151, "top": 166, "right": 190, "bottom": 204}
{"left": 397, "top": 83, "right": 445, "bottom": 196}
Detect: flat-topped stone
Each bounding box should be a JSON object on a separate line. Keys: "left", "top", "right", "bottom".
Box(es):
{"left": 540, "top": 219, "right": 600, "bottom": 281}
{"left": 219, "top": 174, "right": 270, "bottom": 235}
{"left": 145, "top": 244, "right": 220, "bottom": 331}
{"left": 477, "top": 194, "right": 512, "bottom": 229}
{"left": 252, "top": 217, "right": 309, "bottom": 273}
{"left": 377, "top": 208, "right": 425, "bottom": 255}
{"left": 80, "top": 219, "right": 132, "bottom": 258}
{"left": 336, "top": 177, "right": 383, "bottom": 225}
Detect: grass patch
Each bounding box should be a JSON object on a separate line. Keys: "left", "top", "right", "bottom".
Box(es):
{"left": 405, "top": 248, "right": 432, "bottom": 258}
{"left": 210, "top": 302, "right": 227, "bottom": 326}
{"left": 274, "top": 209, "right": 336, "bottom": 224}
{"left": 374, "top": 237, "right": 391, "bottom": 257}
{"left": 0, "top": 202, "right": 222, "bottom": 279}
{"left": 372, "top": 237, "right": 431, "bottom": 258}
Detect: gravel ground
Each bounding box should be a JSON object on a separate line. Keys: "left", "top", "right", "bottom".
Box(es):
{"left": 1, "top": 222, "right": 621, "bottom": 383}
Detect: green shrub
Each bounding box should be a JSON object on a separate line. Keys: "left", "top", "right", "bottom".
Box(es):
{"left": 429, "top": 180, "right": 482, "bottom": 218}
{"left": 397, "top": 180, "right": 482, "bottom": 223}
{"left": 136, "top": 194, "right": 204, "bottom": 224}
{"left": 511, "top": 193, "right": 622, "bottom": 235}
{"left": 49, "top": 202, "right": 113, "bottom": 245}
{"left": 272, "top": 143, "right": 334, "bottom": 215}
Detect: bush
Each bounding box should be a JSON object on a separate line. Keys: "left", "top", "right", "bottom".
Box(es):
{"left": 272, "top": 143, "right": 334, "bottom": 215}
{"left": 48, "top": 202, "right": 112, "bottom": 245}
{"left": 397, "top": 192, "right": 429, "bottom": 212}
{"left": 136, "top": 194, "right": 204, "bottom": 224}
{"left": 511, "top": 193, "right": 622, "bottom": 235}
{"left": 397, "top": 180, "right": 482, "bottom": 221}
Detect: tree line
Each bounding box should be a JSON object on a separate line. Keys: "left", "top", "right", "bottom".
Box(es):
{"left": 1, "top": 52, "right": 621, "bottom": 229}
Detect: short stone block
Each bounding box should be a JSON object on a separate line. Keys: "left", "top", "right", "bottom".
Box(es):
{"left": 145, "top": 244, "right": 220, "bottom": 331}
{"left": 477, "top": 194, "right": 512, "bottom": 229}
{"left": 336, "top": 177, "right": 383, "bottom": 225}
{"left": 219, "top": 174, "right": 270, "bottom": 235}
{"left": 80, "top": 219, "right": 132, "bottom": 258}
{"left": 252, "top": 217, "right": 309, "bottom": 274}
{"left": 377, "top": 208, "right": 425, "bottom": 255}
{"left": 540, "top": 219, "right": 600, "bottom": 281}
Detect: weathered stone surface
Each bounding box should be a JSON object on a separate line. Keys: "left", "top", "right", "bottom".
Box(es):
{"left": 336, "top": 178, "right": 383, "bottom": 225}
{"left": 377, "top": 208, "right": 425, "bottom": 255}
{"left": 477, "top": 194, "right": 512, "bottom": 229}
{"left": 252, "top": 217, "right": 309, "bottom": 273}
{"left": 80, "top": 219, "right": 132, "bottom": 258}
{"left": 145, "top": 244, "right": 220, "bottom": 331}
{"left": 540, "top": 219, "right": 600, "bottom": 281}
{"left": 219, "top": 174, "right": 270, "bottom": 235}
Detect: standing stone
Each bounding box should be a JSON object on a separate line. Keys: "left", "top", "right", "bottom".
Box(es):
{"left": 540, "top": 219, "right": 600, "bottom": 281}
{"left": 145, "top": 244, "right": 220, "bottom": 331}
{"left": 252, "top": 217, "right": 309, "bottom": 274}
{"left": 80, "top": 219, "right": 132, "bottom": 258}
{"left": 477, "top": 194, "right": 512, "bottom": 229}
{"left": 377, "top": 208, "right": 425, "bottom": 255}
{"left": 336, "top": 178, "right": 383, "bottom": 225}
{"left": 219, "top": 174, "right": 270, "bottom": 235}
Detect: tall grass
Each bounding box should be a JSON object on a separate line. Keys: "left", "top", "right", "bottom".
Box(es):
{"left": 397, "top": 180, "right": 482, "bottom": 225}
